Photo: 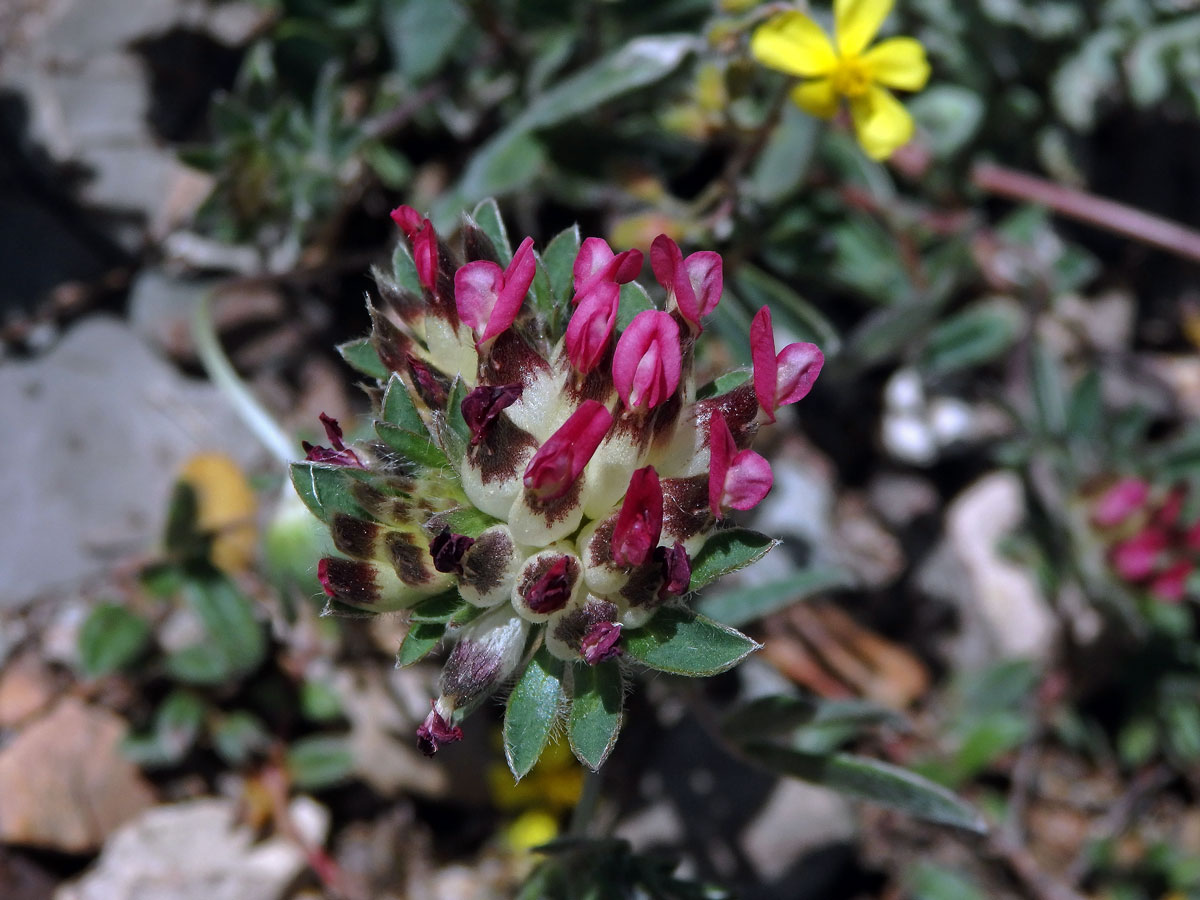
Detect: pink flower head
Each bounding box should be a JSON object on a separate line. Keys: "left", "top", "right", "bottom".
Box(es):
{"left": 416, "top": 702, "right": 463, "bottom": 756}
{"left": 708, "top": 409, "right": 773, "bottom": 518}
{"left": 391, "top": 205, "right": 439, "bottom": 294}
{"left": 573, "top": 237, "right": 643, "bottom": 303}
{"left": 1111, "top": 529, "right": 1169, "bottom": 582}
{"left": 303, "top": 413, "right": 365, "bottom": 468}
{"left": 1091, "top": 478, "right": 1150, "bottom": 528}
{"left": 612, "top": 310, "right": 682, "bottom": 410}
{"left": 565, "top": 281, "right": 620, "bottom": 374}
{"left": 523, "top": 400, "right": 613, "bottom": 502}
{"left": 650, "top": 234, "right": 722, "bottom": 330}
{"left": 750, "top": 306, "right": 824, "bottom": 423}
{"left": 455, "top": 236, "right": 537, "bottom": 346}
{"left": 612, "top": 466, "right": 663, "bottom": 567}
{"left": 1150, "top": 560, "right": 1192, "bottom": 603}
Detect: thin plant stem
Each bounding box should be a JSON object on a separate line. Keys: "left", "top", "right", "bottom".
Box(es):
{"left": 192, "top": 290, "right": 296, "bottom": 466}
{"left": 568, "top": 767, "right": 604, "bottom": 839}
{"left": 972, "top": 162, "right": 1200, "bottom": 264}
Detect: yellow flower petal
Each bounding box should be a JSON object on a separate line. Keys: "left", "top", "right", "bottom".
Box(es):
{"left": 848, "top": 85, "right": 915, "bottom": 160}
{"left": 835, "top": 0, "right": 894, "bottom": 57}
{"left": 750, "top": 11, "right": 838, "bottom": 78}
{"left": 862, "top": 37, "right": 931, "bottom": 91}
{"left": 790, "top": 78, "right": 840, "bottom": 119}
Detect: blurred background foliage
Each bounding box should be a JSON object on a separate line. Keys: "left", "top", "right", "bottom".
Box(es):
{"left": 5, "top": 0, "right": 1200, "bottom": 897}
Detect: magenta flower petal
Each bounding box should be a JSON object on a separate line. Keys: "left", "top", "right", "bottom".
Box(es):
{"left": 612, "top": 310, "right": 681, "bottom": 410}
{"left": 580, "top": 621, "right": 622, "bottom": 664}
{"left": 480, "top": 236, "right": 536, "bottom": 344}
{"left": 573, "top": 238, "right": 644, "bottom": 303}
{"left": 750, "top": 306, "right": 780, "bottom": 422}
{"left": 612, "top": 466, "right": 663, "bottom": 567}
{"left": 416, "top": 703, "right": 463, "bottom": 756}
{"left": 390, "top": 205, "right": 423, "bottom": 240}
{"left": 302, "top": 413, "right": 365, "bottom": 467}
{"left": 523, "top": 400, "right": 613, "bottom": 501}
{"left": 1150, "top": 560, "right": 1191, "bottom": 603}
{"left": 1091, "top": 478, "right": 1151, "bottom": 528}
{"left": 650, "top": 235, "right": 722, "bottom": 328}
{"left": 454, "top": 260, "right": 504, "bottom": 334}
{"left": 1111, "top": 529, "right": 1169, "bottom": 581}
{"left": 708, "top": 408, "right": 772, "bottom": 517}
{"left": 776, "top": 342, "right": 824, "bottom": 406}
{"left": 392, "top": 206, "right": 440, "bottom": 294}
{"left": 461, "top": 382, "right": 523, "bottom": 446}
{"left": 565, "top": 281, "right": 620, "bottom": 373}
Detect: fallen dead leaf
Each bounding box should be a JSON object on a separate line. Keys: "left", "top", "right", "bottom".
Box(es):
{"left": 0, "top": 698, "right": 156, "bottom": 852}
{"left": 0, "top": 652, "right": 56, "bottom": 728}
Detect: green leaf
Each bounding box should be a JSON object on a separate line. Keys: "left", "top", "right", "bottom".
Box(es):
{"left": 542, "top": 224, "right": 581, "bottom": 305}
{"left": 748, "top": 103, "right": 820, "bottom": 203}
{"left": 337, "top": 337, "right": 389, "bottom": 380}
{"left": 363, "top": 141, "right": 412, "bottom": 188}
{"left": 515, "top": 35, "right": 695, "bottom": 133}
{"left": 382, "top": 0, "right": 467, "bottom": 81}
{"left": 1032, "top": 342, "right": 1067, "bottom": 436}
{"left": 568, "top": 660, "right": 623, "bottom": 770}
{"left": 505, "top": 647, "right": 566, "bottom": 779}
{"left": 185, "top": 574, "right": 266, "bottom": 677}
{"left": 623, "top": 607, "right": 760, "bottom": 677}
{"left": 439, "top": 132, "right": 548, "bottom": 224}
{"left": 445, "top": 376, "right": 470, "bottom": 446}
{"left": 290, "top": 462, "right": 378, "bottom": 524}
{"left": 212, "top": 711, "right": 270, "bottom": 767}
{"left": 528, "top": 251, "right": 558, "bottom": 331}
{"left": 434, "top": 505, "right": 500, "bottom": 538}
{"left": 471, "top": 198, "right": 513, "bottom": 265}
{"left": 409, "top": 590, "right": 466, "bottom": 623}
{"left": 156, "top": 689, "right": 206, "bottom": 761}
{"left": 382, "top": 373, "right": 426, "bottom": 432}
{"left": 696, "top": 369, "right": 750, "bottom": 400}
{"left": 906, "top": 862, "right": 988, "bottom": 900}
{"left": 163, "top": 482, "right": 204, "bottom": 560}
{"left": 78, "top": 603, "right": 151, "bottom": 678}
{"left": 688, "top": 528, "right": 779, "bottom": 592}
{"left": 286, "top": 735, "right": 356, "bottom": 790}
{"left": 696, "top": 568, "right": 854, "bottom": 628}
{"left": 376, "top": 421, "right": 450, "bottom": 468}
{"left": 165, "top": 643, "right": 235, "bottom": 685}
{"left": 722, "top": 694, "right": 906, "bottom": 743}
{"left": 920, "top": 298, "right": 1024, "bottom": 376}
{"left": 617, "top": 281, "right": 655, "bottom": 331}
{"left": 397, "top": 621, "right": 445, "bottom": 667}
{"left": 745, "top": 745, "right": 988, "bottom": 833}
{"left": 909, "top": 86, "right": 985, "bottom": 157}
{"left": 391, "top": 241, "right": 423, "bottom": 295}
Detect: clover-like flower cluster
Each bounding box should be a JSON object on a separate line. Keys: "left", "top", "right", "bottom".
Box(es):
{"left": 1092, "top": 478, "right": 1200, "bottom": 603}
{"left": 294, "top": 204, "right": 823, "bottom": 762}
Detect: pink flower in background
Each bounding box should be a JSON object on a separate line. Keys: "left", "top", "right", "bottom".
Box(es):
{"left": 1091, "top": 477, "right": 1151, "bottom": 528}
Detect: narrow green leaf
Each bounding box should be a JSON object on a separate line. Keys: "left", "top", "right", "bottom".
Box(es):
{"left": 397, "top": 621, "right": 445, "bottom": 667}
{"left": 748, "top": 103, "right": 820, "bottom": 202}
{"left": 376, "top": 421, "right": 450, "bottom": 468}
{"left": 472, "top": 198, "right": 513, "bottom": 265}
{"left": 696, "top": 369, "right": 750, "bottom": 400}
{"left": 409, "top": 590, "right": 466, "bottom": 623}
{"left": 382, "top": 0, "right": 466, "bottom": 81}
{"left": 528, "top": 251, "right": 558, "bottom": 328}
{"left": 291, "top": 463, "right": 380, "bottom": 524}
{"left": 445, "top": 376, "right": 470, "bottom": 446}
{"left": 286, "top": 735, "right": 356, "bottom": 790}
{"left": 382, "top": 373, "right": 425, "bottom": 432}
{"left": 617, "top": 281, "right": 655, "bottom": 331}
{"left": 920, "top": 298, "right": 1023, "bottom": 376}
{"left": 688, "top": 528, "right": 779, "bottom": 592}
{"left": 697, "top": 568, "right": 853, "bottom": 627}
{"left": 744, "top": 744, "right": 988, "bottom": 833}
{"left": 623, "top": 607, "right": 760, "bottom": 677}
{"left": 78, "top": 603, "right": 151, "bottom": 678}
{"left": 542, "top": 224, "right": 581, "bottom": 305}
{"left": 1032, "top": 342, "right": 1067, "bottom": 436}
{"left": 391, "top": 241, "right": 422, "bottom": 295}
{"left": 722, "top": 694, "right": 906, "bottom": 742}
{"left": 568, "top": 660, "right": 623, "bottom": 770}
{"left": 337, "top": 338, "right": 389, "bottom": 380}
{"left": 164, "top": 643, "right": 235, "bottom": 685}
{"left": 1066, "top": 369, "right": 1103, "bottom": 443}
{"left": 505, "top": 647, "right": 566, "bottom": 779}
{"left": 154, "top": 689, "right": 206, "bottom": 761}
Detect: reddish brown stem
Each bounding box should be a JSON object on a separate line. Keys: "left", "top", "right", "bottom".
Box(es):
{"left": 972, "top": 162, "right": 1200, "bottom": 264}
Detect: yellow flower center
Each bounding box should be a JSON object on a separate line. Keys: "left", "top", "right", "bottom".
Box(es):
{"left": 830, "top": 57, "right": 872, "bottom": 98}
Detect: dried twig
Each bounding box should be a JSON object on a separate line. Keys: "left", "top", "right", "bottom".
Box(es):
{"left": 972, "top": 162, "right": 1200, "bottom": 264}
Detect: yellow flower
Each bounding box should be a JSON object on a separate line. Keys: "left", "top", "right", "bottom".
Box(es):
{"left": 751, "top": 0, "right": 931, "bottom": 160}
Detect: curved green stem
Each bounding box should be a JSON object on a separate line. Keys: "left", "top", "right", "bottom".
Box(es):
{"left": 191, "top": 290, "right": 296, "bottom": 466}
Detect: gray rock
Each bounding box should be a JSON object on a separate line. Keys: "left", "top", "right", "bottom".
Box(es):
{"left": 0, "top": 317, "right": 263, "bottom": 609}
